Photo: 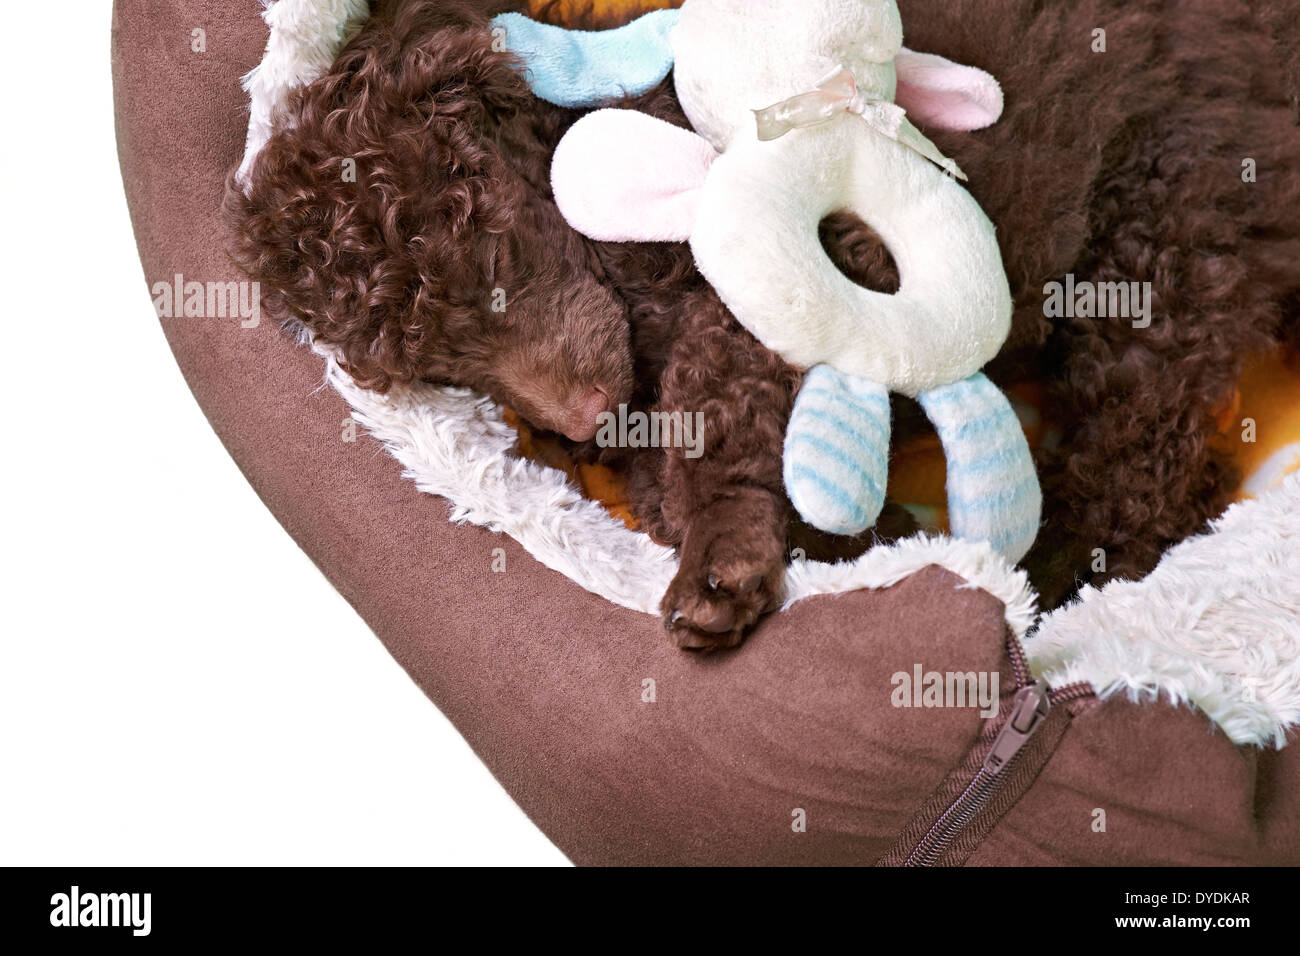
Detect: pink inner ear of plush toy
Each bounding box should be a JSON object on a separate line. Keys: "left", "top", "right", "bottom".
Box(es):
{"left": 894, "top": 47, "right": 1004, "bottom": 130}
{"left": 551, "top": 109, "right": 718, "bottom": 243}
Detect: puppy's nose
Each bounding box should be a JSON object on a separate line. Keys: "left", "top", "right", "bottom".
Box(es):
{"left": 562, "top": 387, "right": 612, "bottom": 442}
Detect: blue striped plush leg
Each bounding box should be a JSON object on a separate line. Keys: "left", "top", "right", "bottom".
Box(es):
{"left": 783, "top": 365, "right": 890, "bottom": 536}
{"left": 917, "top": 373, "right": 1042, "bottom": 562}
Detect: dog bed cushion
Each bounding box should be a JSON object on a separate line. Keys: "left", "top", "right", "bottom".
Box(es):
{"left": 113, "top": 0, "right": 1300, "bottom": 865}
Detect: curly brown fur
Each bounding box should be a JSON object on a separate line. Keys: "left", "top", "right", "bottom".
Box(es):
{"left": 230, "top": 0, "right": 635, "bottom": 443}
{"left": 892, "top": 0, "right": 1300, "bottom": 602}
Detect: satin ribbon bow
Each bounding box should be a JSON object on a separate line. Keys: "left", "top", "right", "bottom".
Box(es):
{"left": 753, "top": 66, "right": 967, "bottom": 181}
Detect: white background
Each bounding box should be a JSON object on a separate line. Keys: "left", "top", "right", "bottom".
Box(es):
{"left": 0, "top": 3, "right": 567, "bottom": 866}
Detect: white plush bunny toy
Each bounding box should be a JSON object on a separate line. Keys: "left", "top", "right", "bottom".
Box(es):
{"left": 495, "top": 0, "right": 1042, "bottom": 562}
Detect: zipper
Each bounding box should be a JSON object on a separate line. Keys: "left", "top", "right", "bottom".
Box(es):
{"left": 901, "top": 629, "right": 1094, "bottom": 867}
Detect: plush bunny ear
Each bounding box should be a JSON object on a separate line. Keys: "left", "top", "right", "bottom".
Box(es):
{"left": 894, "top": 47, "right": 1004, "bottom": 130}
{"left": 552, "top": 109, "right": 718, "bottom": 243}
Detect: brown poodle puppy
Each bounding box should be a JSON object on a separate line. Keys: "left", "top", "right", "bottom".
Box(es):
{"left": 231, "top": 0, "right": 1300, "bottom": 649}
{"left": 230, "top": 0, "right": 892, "bottom": 650}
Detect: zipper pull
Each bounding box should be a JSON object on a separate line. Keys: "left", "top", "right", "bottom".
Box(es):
{"left": 983, "top": 682, "right": 1051, "bottom": 774}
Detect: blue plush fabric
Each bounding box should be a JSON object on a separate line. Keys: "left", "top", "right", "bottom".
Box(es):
{"left": 783, "top": 365, "right": 891, "bottom": 537}
{"left": 784, "top": 368, "right": 1041, "bottom": 561}
{"left": 917, "top": 373, "right": 1042, "bottom": 561}
{"left": 491, "top": 10, "right": 680, "bottom": 108}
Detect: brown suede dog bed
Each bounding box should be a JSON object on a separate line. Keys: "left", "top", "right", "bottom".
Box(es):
{"left": 113, "top": 0, "right": 1300, "bottom": 865}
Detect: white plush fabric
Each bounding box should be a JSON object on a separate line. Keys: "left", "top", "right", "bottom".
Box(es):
{"left": 675, "top": 0, "right": 1012, "bottom": 396}
{"left": 672, "top": 0, "right": 905, "bottom": 152}
{"left": 551, "top": 108, "right": 718, "bottom": 243}
{"left": 1027, "top": 475, "right": 1300, "bottom": 747}
{"left": 692, "top": 119, "right": 1011, "bottom": 396}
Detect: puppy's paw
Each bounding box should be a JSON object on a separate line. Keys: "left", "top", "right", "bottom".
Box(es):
{"left": 661, "top": 492, "right": 786, "bottom": 652}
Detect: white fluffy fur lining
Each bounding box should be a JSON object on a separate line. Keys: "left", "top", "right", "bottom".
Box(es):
{"left": 320, "top": 349, "right": 680, "bottom": 614}
{"left": 1027, "top": 475, "right": 1300, "bottom": 747}
{"left": 782, "top": 532, "right": 1037, "bottom": 634}
{"left": 241, "top": 1, "right": 1300, "bottom": 749}
{"left": 321, "top": 346, "right": 1037, "bottom": 625}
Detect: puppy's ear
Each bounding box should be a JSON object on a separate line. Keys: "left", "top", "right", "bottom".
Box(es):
{"left": 552, "top": 108, "right": 717, "bottom": 243}
{"left": 227, "top": 154, "right": 443, "bottom": 395}
{"left": 894, "top": 47, "right": 1004, "bottom": 130}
